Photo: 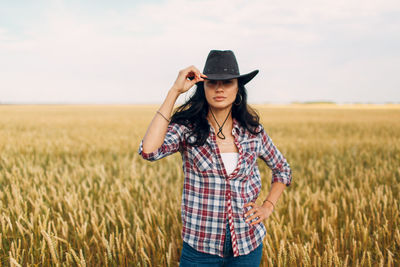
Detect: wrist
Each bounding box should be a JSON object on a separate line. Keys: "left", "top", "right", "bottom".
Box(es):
{"left": 262, "top": 199, "right": 275, "bottom": 210}
{"left": 169, "top": 86, "right": 182, "bottom": 96}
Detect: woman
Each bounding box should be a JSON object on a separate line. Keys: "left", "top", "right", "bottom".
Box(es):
{"left": 138, "top": 50, "right": 292, "bottom": 266}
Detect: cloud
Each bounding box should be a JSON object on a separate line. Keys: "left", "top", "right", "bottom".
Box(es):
{"left": 0, "top": 0, "right": 399, "bottom": 103}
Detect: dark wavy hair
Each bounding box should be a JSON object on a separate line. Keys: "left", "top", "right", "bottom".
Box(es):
{"left": 170, "top": 80, "right": 261, "bottom": 147}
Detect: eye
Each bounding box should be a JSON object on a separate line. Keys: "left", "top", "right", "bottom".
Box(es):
{"left": 223, "top": 80, "right": 232, "bottom": 84}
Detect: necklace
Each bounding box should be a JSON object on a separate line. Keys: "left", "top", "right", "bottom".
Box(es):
{"left": 210, "top": 108, "right": 232, "bottom": 140}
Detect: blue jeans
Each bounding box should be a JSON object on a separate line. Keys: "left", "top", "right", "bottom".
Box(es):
{"left": 179, "top": 219, "right": 263, "bottom": 266}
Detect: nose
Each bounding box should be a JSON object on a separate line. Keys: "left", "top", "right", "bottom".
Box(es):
{"left": 216, "top": 81, "right": 224, "bottom": 91}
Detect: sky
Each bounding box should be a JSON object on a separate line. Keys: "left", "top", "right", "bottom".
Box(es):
{"left": 0, "top": 0, "right": 399, "bottom": 104}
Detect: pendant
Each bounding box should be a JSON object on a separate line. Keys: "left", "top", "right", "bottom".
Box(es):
{"left": 217, "top": 127, "right": 226, "bottom": 139}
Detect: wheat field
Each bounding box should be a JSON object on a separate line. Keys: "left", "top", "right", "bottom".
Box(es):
{"left": 0, "top": 104, "right": 399, "bottom": 266}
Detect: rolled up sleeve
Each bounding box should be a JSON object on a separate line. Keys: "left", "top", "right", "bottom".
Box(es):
{"left": 138, "top": 122, "right": 186, "bottom": 161}
{"left": 257, "top": 125, "right": 292, "bottom": 187}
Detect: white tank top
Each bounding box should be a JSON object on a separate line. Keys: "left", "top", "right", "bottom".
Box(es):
{"left": 220, "top": 152, "right": 239, "bottom": 175}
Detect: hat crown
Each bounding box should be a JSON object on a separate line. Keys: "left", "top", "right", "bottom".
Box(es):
{"left": 203, "top": 50, "right": 240, "bottom": 75}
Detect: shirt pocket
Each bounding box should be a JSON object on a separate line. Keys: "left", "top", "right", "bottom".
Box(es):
{"left": 239, "top": 138, "right": 259, "bottom": 172}
{"left": 241, "top": 151, "right": 256, "bottom": 176}
{"left": 191, "top": 145, "right": 216, "bottom": 172}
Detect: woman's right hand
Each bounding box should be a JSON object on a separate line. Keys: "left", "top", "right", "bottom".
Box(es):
{"left": 171, "top": 65, "right": 208, "bottom": 94}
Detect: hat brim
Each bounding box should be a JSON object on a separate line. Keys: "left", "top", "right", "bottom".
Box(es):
{"left": 202, "top": 70, "right": 259, "bottom": 85}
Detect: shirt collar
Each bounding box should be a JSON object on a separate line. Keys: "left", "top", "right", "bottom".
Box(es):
{"left": 232, "top": 117, "right": 242, "bottom": 135}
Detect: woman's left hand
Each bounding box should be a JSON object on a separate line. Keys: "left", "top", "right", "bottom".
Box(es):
{"left": 243, "top": 201, "right": 274, "bottom": 226}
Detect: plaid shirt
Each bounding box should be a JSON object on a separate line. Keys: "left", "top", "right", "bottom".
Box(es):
{"left": 138, "top": 118, "right": 292, "bottom": 257}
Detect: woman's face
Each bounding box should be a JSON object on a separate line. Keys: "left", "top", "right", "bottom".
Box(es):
{"left": 204, "top": 78, "right": 239, "bottom": 110}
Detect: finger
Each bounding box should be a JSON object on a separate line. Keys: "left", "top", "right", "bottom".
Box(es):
{"left": 194, "top": 73, "right": 205, "bottom": 81}
{"left": 186, "top": 70, "right": 196, "bottom": 80}
{"left": 184, "top": 65, "right": 202, "bottom": 79}
{"left": 187, "top": 70, "right": 205, "bottom": 82}
{"left": 245, "top": 210, "right": 261, "bottom": 222}
{"left": 188, "top": 74, "right": 204, "bottom": 83}
{"left": 244, "top": 209, "right": 256, "bottom": 218}
{"left": 250, "top": 216, "right": 263, "bottom": 225}
{"left": 189, "top": 66, "right": 202, "bottom": 78}
{"left": 244, "top": 206, "right": 258, "bottom": 217}
{"left": 190, "top": 68, "right": 207, "bottom": 80}
{"left": 244, "top": 202, "right": 256, "bottom": 208}
{"left": 247, "top": 212, "right": 260, "bottom": 222}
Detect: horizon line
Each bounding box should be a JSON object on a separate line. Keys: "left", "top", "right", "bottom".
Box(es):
{"left": 1, "top": 101, "right": 400, "bottom": 105}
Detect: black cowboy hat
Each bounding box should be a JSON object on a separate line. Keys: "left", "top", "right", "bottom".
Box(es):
{"left": 200, "top": 50, "right": 259, "bottom": 85}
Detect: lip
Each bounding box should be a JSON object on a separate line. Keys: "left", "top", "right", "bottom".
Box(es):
{"left": 213, "top": 96, "right": 226, "bottom": 101}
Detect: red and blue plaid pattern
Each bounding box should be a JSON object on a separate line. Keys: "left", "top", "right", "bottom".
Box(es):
{"left": 138, "top": 118, "right": 292, "bottom": 257}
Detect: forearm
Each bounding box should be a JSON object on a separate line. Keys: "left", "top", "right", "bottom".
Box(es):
{"left": 142, "top": 87, "right": 180, "bottom": 153}
{"left": 262, "top": 181, "right": 286, "bottom": 209}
